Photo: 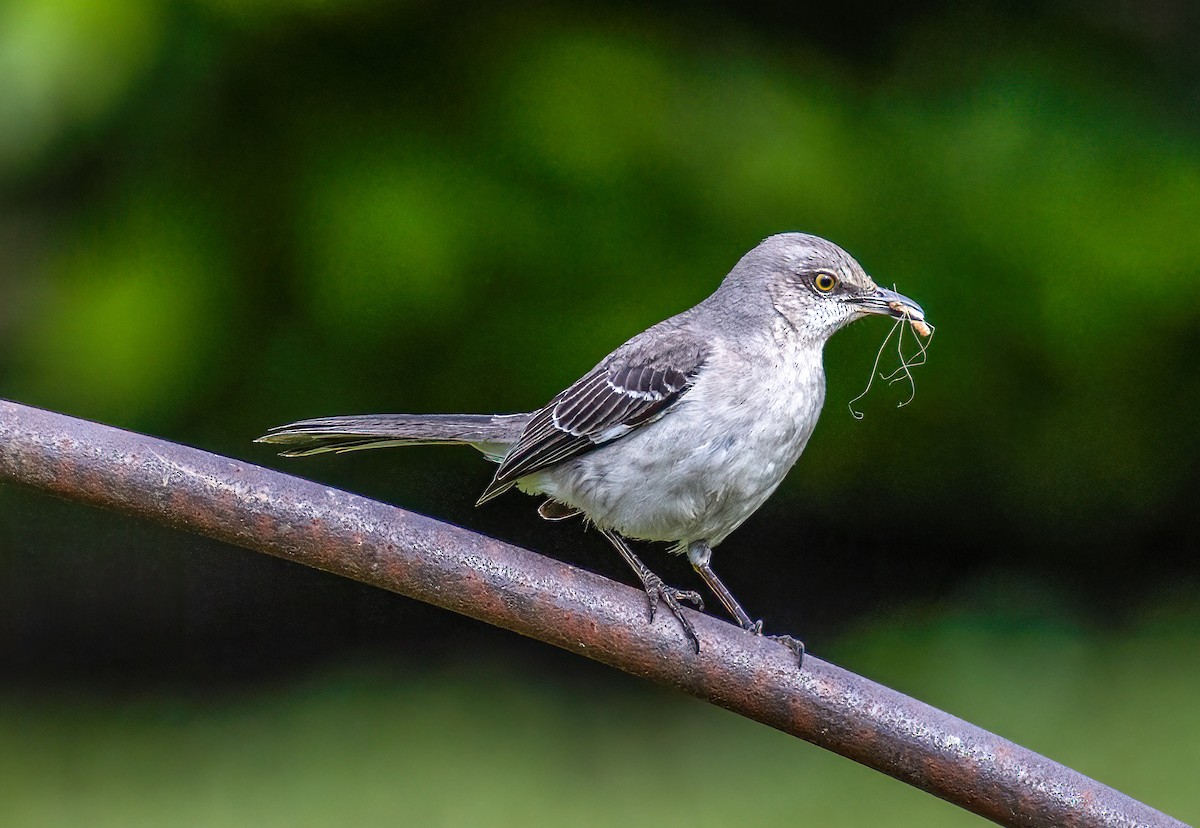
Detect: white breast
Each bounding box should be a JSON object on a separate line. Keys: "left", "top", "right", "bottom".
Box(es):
{"left": 528, "top": 331, "right": 827, "bottom": 550}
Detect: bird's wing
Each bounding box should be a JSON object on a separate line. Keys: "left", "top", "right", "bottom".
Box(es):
{"left": 477, "top": 332, "right": 708, "bottom": 504}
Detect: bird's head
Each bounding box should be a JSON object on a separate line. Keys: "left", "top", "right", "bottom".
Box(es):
{"left": 729, "top": 233, "right": 925, "bottom": 341}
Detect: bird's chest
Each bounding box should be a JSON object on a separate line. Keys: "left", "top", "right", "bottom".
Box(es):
{"left": 678, "top": 340, "right": 825, "bottom": 500}
{"left": 548, "top": 336, "right": 826, "bottom": 544}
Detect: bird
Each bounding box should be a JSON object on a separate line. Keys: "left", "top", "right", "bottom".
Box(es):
{"left": 258, "top": 233, "right": 927, "bottom": 662}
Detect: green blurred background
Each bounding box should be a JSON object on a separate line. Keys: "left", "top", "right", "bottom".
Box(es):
{"left": 1, "top": 1, "right": 1198, "bottom": 825}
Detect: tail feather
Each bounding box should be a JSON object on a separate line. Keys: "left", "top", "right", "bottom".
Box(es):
{"left": 256, "top": 413, "right": 530, "bottom": 460}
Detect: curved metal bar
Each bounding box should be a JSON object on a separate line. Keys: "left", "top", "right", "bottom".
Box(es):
{"left": 0, "top": 400, "right": 1187, "bottom": 828}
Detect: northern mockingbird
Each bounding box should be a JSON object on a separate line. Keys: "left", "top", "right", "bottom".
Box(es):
{"left": 259, "top": 233, "right": 927, "bottom": 662}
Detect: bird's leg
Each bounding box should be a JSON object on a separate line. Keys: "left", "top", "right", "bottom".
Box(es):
{"left": 686, "top": 541, "right": 805, "bottom": 666}
{"left": 599, "top": 528, "right": 704, "bottom": 653}
{"left": 685, "top": 541, "right": 756, "bottom": 630}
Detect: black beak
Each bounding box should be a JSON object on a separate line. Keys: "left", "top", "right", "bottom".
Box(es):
{"left": 853, "top": 285, "right": 926, "bottom": 322}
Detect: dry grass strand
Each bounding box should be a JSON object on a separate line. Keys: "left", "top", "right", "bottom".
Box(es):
{"left": 848, "top": 302, "right": 935, "bottom": 419}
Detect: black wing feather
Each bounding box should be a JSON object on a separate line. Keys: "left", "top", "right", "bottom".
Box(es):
{"left": 476, "top": 339, "right": 706, "bottom": 504}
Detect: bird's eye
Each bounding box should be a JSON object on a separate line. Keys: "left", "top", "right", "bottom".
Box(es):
{"left": 814, "top": 273, "right": 838, "bottom": 293}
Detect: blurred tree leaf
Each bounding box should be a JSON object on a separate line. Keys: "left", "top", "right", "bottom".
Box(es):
{"left": 0, "top": 0, "right": 162, "bottom": 175}
{"left": 11, "top": 193, "right": 230, "bottom": 421}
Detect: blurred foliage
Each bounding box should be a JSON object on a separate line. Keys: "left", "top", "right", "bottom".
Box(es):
{"left": 1, "top": 1, "right": 1199, "bottom": 822}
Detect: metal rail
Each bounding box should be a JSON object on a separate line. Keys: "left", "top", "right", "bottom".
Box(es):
{"left": 0, "top": 399, "right": 1187, "bottom": 828}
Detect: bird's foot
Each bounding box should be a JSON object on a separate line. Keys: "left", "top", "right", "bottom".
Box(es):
{"left": 640, "top": 573, "right": 704, "bottom": 653}
{"left": 767, "top": 634, "right": 805, "bottom": 668}
{"left": 745, "top": 620, "right": 805, "bottom": 668}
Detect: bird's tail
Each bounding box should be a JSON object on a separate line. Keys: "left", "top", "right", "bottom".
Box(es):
{"left": 256, "top": 413, "right": 531, "bottom": 462}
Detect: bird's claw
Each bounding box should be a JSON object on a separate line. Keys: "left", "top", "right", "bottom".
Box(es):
{"left": 745, "top": 620, "right": 805, "bottom": 668}
{"left": 640, "top": 573, "right": 704, "bottom": 653}
{"left": 767, "top": 633, "right": 805, "bottom": 668}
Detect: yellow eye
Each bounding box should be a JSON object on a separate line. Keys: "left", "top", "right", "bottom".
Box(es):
{"left": 814, "top": 273, "right": 838, "bottom": 293}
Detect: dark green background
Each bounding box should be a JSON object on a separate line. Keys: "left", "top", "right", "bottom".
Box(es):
{"left": 1, "top": 1, "right": 1197, "bottom": 824}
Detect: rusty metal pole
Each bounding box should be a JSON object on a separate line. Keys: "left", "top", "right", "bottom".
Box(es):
{"left": 0, "top": 400, "right": 1187, "bottom": 828}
